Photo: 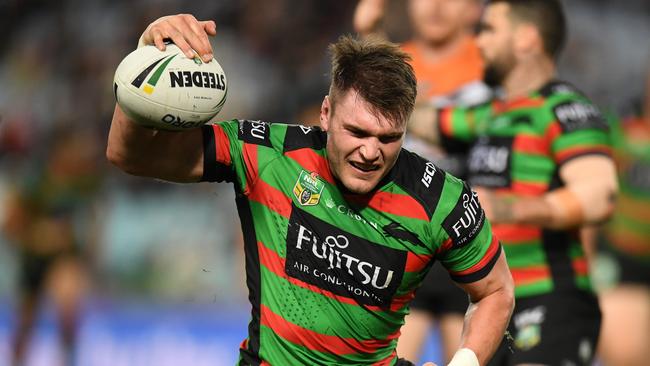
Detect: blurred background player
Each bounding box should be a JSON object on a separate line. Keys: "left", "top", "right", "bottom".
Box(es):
{"left": 408, "top": 0, "right": 618, "bottom": 364}
{"left": 2, "top": 127, "right": 103, "bottom": 366}
{"left": 592, "top": 64, "right": 650, "bottom": 366}
{"left": 354, "top": 0, "right": 488, "bottom": 362}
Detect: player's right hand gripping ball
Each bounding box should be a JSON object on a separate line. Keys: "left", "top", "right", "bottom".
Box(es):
{"left": 113, "top": 44, "right": 227, "bottom": 131}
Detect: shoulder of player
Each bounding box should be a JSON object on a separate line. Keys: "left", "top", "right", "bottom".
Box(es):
{"left": 228, "top": 120, "right": 326, "bottom": 152}
{"left": 538, "top": 82, "right": 607, "bottom": 133}
{"left": 389, "top": 149, "right": 455, "bottom": 221}
{"left": 281, "top": 123, "right": 327, "bottom": 152}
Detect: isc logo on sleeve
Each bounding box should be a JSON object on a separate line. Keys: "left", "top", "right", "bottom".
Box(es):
{"left": 421, "top": 161, "right": 437, "bottom": 188}
{"left": 238, "top": 120, "right": 272, "bottom": 147}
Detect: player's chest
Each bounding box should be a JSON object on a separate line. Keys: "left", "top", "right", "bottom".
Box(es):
{"left": 468, "top": 113, "right": 551, "bottom": 189}
{"left": 259, "top": 165, "right": 432, "bottom": 307}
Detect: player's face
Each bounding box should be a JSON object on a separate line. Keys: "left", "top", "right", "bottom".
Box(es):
{"left": 320, "top": 90, "right": 405, "bottom": 195}
{"left": 408, "top": 0, "right": 479, "bottom": 45}
{"left": 477, "top": 3, "right": 516, "bottom": 87}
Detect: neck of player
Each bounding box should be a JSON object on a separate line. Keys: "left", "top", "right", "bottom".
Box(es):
{"left": 502, "top": 55, "right": 555, "bottom": 101}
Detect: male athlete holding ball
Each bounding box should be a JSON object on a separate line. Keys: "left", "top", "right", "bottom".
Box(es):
{"left": 107, "top": 14, "right": 514, "bottom": 366}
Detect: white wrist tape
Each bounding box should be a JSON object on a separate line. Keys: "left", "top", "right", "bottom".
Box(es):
{"left": 448, "top": 348, "right": 479, "bottom": 366}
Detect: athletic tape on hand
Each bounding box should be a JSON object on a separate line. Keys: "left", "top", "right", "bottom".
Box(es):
{"left": 448, "top": 348, "right": 479, "bottom": 366}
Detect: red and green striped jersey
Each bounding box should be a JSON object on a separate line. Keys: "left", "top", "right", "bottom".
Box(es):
{"left": 602, "top": 117, "right": 650, "bottom": 261}
{"left": 438, "top": 80, "right": 612, "bottom": 298}
{"left": 201, "top": 120, "right": 501, "bottom": 365}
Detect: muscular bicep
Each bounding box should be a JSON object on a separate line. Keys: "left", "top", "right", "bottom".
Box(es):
{"left": 455, "top": 249, "right": 512, "bottom": 303}
{"left": 555, "top": 155, "right": 618, "bottom": 224}
{"left": 107, "top": 104, "right": 204, "bottom": 182}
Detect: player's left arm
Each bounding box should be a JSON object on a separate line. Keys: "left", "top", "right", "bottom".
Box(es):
{"left": 444, "top": 250, "right": 513, "bottom": 366}
{"left": 476, "top": 155, "right": 618, "bottom": 229}
{"left": 435, "top": 180, "right": 514, "bottom": 366}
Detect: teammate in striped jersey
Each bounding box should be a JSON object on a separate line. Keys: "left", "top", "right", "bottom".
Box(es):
{"left": 408, "top": 1, "right": 618, "bottom": 365}
{"left": 107, "top": 14, "right": 514, "bottom": 366}
{"left": 594, "top": 68, "right": 650, "bottom": 366}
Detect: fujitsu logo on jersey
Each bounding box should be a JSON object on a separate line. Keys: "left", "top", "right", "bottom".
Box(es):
{"left": 468, "top": 145, "right": 509, "bottom": 173}
{"left": 285, "top": 207, "right": 406, "bottom": 307}
{"left": 467, "top": 136, "right": 513, "bottom": 188}
{"left": 451, "top": 190, "right": 482, "bottom": 237}
{"left": 442, "top": 184, "right": 485, "bottom": 249}
{"left": 294, "top": 225, "right": 394, "bottom": 290}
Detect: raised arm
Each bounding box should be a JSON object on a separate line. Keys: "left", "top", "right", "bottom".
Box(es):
{"left": 107, "top": 105, "right": 204, "bottom": 182}
{"left": 106, "top": 14, "right": 217, "bottom": 183}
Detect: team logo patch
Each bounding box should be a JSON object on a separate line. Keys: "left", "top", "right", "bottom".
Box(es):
{"left": 515, "top": 324, "right": 542, "bottom": 351}
{"left": 513, "top": 305, "right": 546, "bottom": 351}
{"left": 293, "top": 170, "right": 325, "bottom": 206}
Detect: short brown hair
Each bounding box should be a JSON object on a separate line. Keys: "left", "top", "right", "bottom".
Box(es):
{"left": 328, "top": 35, "right": 417, "bottom": 127}
{"left": 490, "top": 0, "right": 567, "bottom": 58}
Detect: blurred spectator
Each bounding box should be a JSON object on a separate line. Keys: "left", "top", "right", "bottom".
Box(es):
{"left": 2, "top": 127, "right": 104, "bottom": 366}
{"left": 592, "top": 63, "right": 650, "bottom": 366}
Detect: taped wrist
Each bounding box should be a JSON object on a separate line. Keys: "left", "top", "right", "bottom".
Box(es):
{"left": 448, "top": 348, "right": 479, "bottom": 366}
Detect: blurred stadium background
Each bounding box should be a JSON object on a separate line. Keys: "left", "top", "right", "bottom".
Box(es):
{"left": 0, "top": 1, "right": 648, "bottom": 365}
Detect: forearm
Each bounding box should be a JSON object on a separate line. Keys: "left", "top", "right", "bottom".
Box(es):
{"left": 106, "top": 104, "right": 203, "bottom": 182}
{"left": 487, "top": 190, "right": 598, "bottom": 229}
{"left": 474, "top": 156, "right": 618, "bottom": 229}
{"left": 460, "top": 286, "right": 513, "bottom": 365}
{"left": 454, "top": 251, "right": 514, "bottom": 365}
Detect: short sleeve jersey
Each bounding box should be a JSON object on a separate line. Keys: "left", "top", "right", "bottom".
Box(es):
{"left": 438, "top": 80, "right": 612, "bottom": 298}
{"left": 201, "top": 121, "right": 501, "bottom": 365}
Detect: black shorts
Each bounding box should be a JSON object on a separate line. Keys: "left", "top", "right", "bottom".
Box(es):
{"left": 594, "top": 237, "right": 650, "bottom": 287}
{"left": 488, "top": 291, "right": 601, "bottom": 366}
{"left": 409, "top": 262, "right": 468, "bottom": 316}
{"left": 19, "top": 249, "right": 77, "bottom": 295}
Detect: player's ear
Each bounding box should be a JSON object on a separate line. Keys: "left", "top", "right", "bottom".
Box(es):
{"left": 514, "top": 23, "right": 540, "bottom": 57}
{"left": 320, "top": 95, "right": 331, "bottom": 131}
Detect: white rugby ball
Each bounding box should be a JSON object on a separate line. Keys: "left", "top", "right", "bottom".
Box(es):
{"left": 113, "top": 43, "right": 227, "bottom": 131}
